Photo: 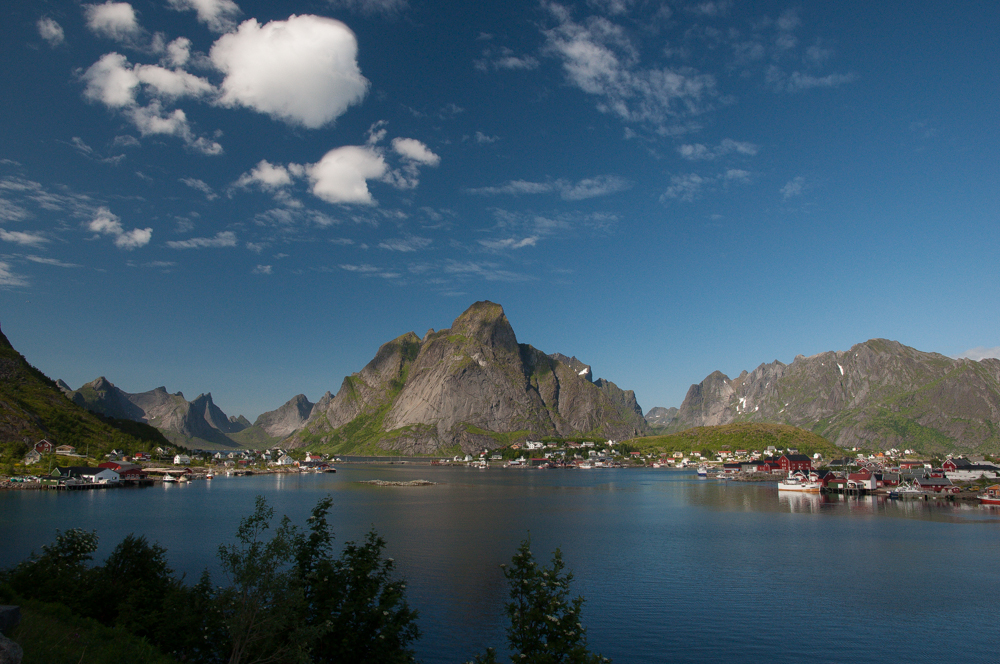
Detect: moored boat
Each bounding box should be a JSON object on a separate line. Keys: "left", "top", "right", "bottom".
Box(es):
{"left": 978, "top": 484, "right": 1000, "bottom": 505}
{"left": 777, "top": 475, "right": 821, "bottom": 493}
{"left": 697, "top": 465, "right": 708, "bottom": 477}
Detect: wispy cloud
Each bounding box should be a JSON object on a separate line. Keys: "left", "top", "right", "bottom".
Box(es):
{"left": 378, "top": 236, "right": 432, "bottom": 252}
{"left": 26, "top": 255, "right": 81, "bottom": 268}
{"left": 467, "top": 174, "right": 630, "bottom": 200}
{"left": 780, "top": 176, "right": 805, "bottom": 200}
{"left": 181, "top": 177, "right": 218, "bottom": 200}
{"left": 37, "top": 17, "right": 65, "bottom": 47}
{"left": 0, "top": 261, "right": 28, "bottom": 287}
{"left": 166, "top": 230, "right": 237, "bottom": 248}
{"left": 957, "top": 347, "right": 1000, "bottom": 362}
{"left": 0, "top": 228, "right": 48, "bottom": 247}
{"left": 678, "top": 139, "right": 758, "bottom": 160}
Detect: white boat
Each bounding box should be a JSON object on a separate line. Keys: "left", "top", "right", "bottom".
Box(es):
{"left": 578, "top": 462, "right": 593, "bottom": 469}
{"left": 697, "top": 465, "right": 708, "bottom": 477}
{"left": 777, "top": 476, "right": 821, "bottom": 493}
{"left": 162, "top": 475, "right": 179, "bottom": 483}
{"left": 206, "top": 471, "right": 214, "bottom": 479}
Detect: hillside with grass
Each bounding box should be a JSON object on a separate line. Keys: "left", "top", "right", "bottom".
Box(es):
{"left": 0, "top": 325, "right": 170, "bottom": 468}
{"left": 626, "top": 423, "right": 842, "bottom": 459}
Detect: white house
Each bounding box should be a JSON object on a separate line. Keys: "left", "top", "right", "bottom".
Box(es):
{"left": 276, "top": 455, "right": 296, "bottom": 466}
{"left": 173, "top": 454, "right": 192, "bottom": 465}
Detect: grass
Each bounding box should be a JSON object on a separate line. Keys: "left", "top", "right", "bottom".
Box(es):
{"left": 8, "top": 598, "right": 177, "bottom": 664}
{"left": 625, "top": 422, "right": 841, "bottom": 458}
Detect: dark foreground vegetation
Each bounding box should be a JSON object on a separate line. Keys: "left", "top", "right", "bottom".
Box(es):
{"left": 1, "top": 497, "right": 606, "bottom": 664}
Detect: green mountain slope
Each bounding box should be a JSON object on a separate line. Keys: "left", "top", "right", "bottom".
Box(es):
{"left": 0, "top": 326, "right": 171, "bottom": 464}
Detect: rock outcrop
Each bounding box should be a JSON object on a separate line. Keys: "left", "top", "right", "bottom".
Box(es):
{"left": 287, "top": 301, "right": 648, "bottom": 454}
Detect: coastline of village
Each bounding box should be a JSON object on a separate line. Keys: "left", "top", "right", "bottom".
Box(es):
{"left": 4, "top": 436, "right": 1000, "bottom": 506}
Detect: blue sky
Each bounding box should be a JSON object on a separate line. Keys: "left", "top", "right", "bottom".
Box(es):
{"left": 2, "top": 0, "right": 998, "bottom": 421}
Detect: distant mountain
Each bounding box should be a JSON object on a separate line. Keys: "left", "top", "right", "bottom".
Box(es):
{"left": 644, "top": 406, "right": 678, "bottom": 428}
{"left": 65, "top": 378, "right": 250, "bottom": 448}
{"left": 287, "top": 301, "right": 647, "bottom": 454}
{"left": 0, "top": 325, "right": 169, "bottom": 459}
{"left": 656, "top": 339, "right": 1000, "bottom": 454}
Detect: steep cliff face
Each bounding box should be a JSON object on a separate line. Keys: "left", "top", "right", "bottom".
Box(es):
{"left": 666, "top": 339, "right": 1000, "bottom": 453}
{"left": 252, "top": 394, "right": 315, "bottom": 439}
{"left": 287, "top": 301, "right": 648, "bottom": 454}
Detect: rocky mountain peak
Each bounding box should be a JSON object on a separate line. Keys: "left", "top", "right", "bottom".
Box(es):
{"left": 449, "top": 300, "right": 518, "bottom": 351}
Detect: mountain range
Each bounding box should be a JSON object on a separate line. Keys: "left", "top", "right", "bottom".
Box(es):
{"left": 58, "top": 302, "right": 647, "bottom": 454}
{"left": 35, "top": 305, "right": 1000, "bottom": 456}
{"left": 651, "top": 338, "right": 1000, "bottom": 454}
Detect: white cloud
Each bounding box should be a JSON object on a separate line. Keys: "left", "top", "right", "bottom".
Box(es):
{"left": 475, "top": 131, "right": 499, "bottom": 144}
{"left": 378, "top": 236, "right": 431, "bottom": 252}
{"left": 780, "top": 176, "right": 805, "bottom": 199}
{"left": 235, "top": 160, "right": 297, "bottom": 191}
{"left": 957, "top": 347, "right": 1000, "bottom": 362}
{"left": 83, "top": 53, "right": 140, "bottom": 108}
{"left": 0, "top": 200, "right": 30, "bottom": 222}
{"left": 725, "top": 169, "right": 750, "bottom": 182}
{"left": 86, "top": 207, "right": 152, "bottom": 249}
{"left": 166, "top": 231, "right": 237, "bottom": 248}
{"left": 181, "top": 178, "right": 217, "bottom": 200}
{"left": 308, "top": 146, "right": 387, "bottom": 205}
{"left": 167, "top": 0, "right": 241, "bottom": 33}
{"left": 81, "top": 54, "right": 221, "bottom": 154}
{"left": 559, "top": 174, "right": 630, "bottom": 200}
{"left": 475, "top": 46, "right": 540, "bottom": 72}
{"left": 252, "top": 264, "right": 272, "bottom": 274}
{"left": 661, "top": 173, "right": 710, "bottom": 202}
{"left": 84, "top": 2, "right": 141, "bottom": 42}
{"left": 211, "top": 15, "right": 369, "bottom": 129}
{"left": 542, "top": 3, "right": 718, "bottom": 131}
{"left": 468, "top": 175, "right": 629, "bottom": 200}
{"left": 391, "top": 138, "right": 440, "bottom": 166}
{"left": 166, "top": 37, "right": 192, "bottom": 67}
{"left": 0, "top": 262, "right": 28, "bottom": 288}
{"left": 115, "top": 227, "right": 153, "bottom": 249}
{"left": 678, "top": 138, "right": 758, "bottom": 160}
{"left": 479, "top": 236, "right": 538, "bottom": 250}
{"left": 766, "top": 65, "right": 855, "bottom": 92}
{"left": 0, "top": 228, "right": 48, "bottom": 247}
{"left": 26, "top": 256, "right": 81, "bottom": 268}
{"left": 38, "top": 18, "right": 65, "bottom": 46}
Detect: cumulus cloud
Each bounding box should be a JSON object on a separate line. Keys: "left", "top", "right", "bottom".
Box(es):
{"left": 0, "top": 262, "right": 29, "bottom": 288}
{"left": 252, "top": 264, "right": 272, "bottom": 274}
{"left": 0, "top": 228, "right": 48, "bottom": 247}
{"left": 81, "top": 53, "right": 220, "bottom": 154}
{"left": 167, "top": 0, "right": 241, "bottom": 33}
{"left": 234, "top": 160, "right": 299, "bottom": 191}
{"left": 166, "top": 230, "right": 237, "bottom": 248}
{"left": 84, "top": 2, "right": 142, "bottom": 42}
{"left": 308, "top": 146, "right": 387, "bottom": 205}
{"left": 957, "top": 347, "right": 1000, "bottom": 362}
{"left": 468, "top": 174, "right": 630, "bottom": 200}
{"left": 211, "top": 15, "right": 369, "bottom": 129}
{"left": 86, "top": 207, "right": 152, "bottom": 249}
{"left": 392, "top": 138, "right": 440, "bottom": 166}
{"left": 678, "top": 138, "right": 758, "bottom": 160}
{"left": 38, "top": 18, "right": 65, "bottom": 46}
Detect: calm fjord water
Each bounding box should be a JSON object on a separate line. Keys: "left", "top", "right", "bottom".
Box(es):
{"left": 2, "top": 467, "right": 999, "bottom": 663}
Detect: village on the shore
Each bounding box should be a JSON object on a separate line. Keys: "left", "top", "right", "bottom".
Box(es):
{"left": 4, "top": 437, "right": 1000, "bottom": 505}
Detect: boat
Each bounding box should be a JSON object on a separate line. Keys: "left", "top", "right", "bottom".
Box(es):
{"left": 697, "top": 465, "right": 708, "bottom": 477}
{"left": 578, "top": 461, "right": 593, "bottom": 469}
{"left": 162, "top": 475, "right": 179, "bottom": 483}
{"left": 777, "top": 475, "right": 821, "bottom": 493}
{"left": 206, "top": 472, "right": 214, "bottom": 480}
{"left": 978, "top": 484, "right": 1000, "bottom": 505}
